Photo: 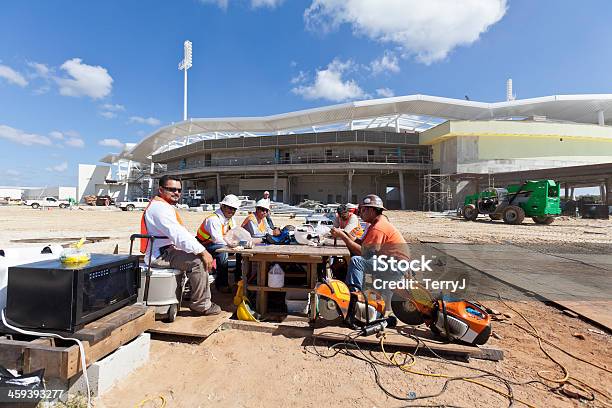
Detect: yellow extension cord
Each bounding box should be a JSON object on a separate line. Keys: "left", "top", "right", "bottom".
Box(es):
{"left": 135, "top": 395, "right": 167, "bottom": 408}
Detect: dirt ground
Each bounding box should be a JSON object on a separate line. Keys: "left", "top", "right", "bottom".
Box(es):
{"left": 0, "top": 206, "right": 610, "bottom": 407}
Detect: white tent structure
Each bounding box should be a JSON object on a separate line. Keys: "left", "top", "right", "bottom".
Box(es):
{"left": 101, "top": 94, "right": 612, "bottom": 164}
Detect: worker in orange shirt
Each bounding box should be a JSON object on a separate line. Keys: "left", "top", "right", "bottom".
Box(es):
{"left": 330, "top": 194, "right": 407, "bottom": 291}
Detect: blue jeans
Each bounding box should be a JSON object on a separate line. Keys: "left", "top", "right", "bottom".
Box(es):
{"left": 205, "top": 243, "right": 241, "bottom": 288}
{"left": 346, "top": 256, "right": 374, "bottom": 292}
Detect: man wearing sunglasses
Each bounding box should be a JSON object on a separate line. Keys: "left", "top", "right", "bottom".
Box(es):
{"left": 141, "top": 175, "right": 220, "bottom": 316}
{"left": 241, "top": 199, "right": 281, "bottom": 238}
{"left": 196, "top": 194, "right": 241, "bottom": 293}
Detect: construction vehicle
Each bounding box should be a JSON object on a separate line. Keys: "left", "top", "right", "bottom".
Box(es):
{"left": 462, "top": 179, "right": 561, "bottom": 225}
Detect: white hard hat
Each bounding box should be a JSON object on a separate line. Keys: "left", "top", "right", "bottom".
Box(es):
{"left": 255, "top": 199, "right": 270, "bottom": 210}
{"left": 220, "top": 194, "right": 241, "bottom": 209}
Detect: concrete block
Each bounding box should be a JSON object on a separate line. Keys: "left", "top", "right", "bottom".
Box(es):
{"left": 45, "top": 333, "right": 150, "bottom": 403}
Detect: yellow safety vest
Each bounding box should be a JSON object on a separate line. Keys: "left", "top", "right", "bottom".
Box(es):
{"left": 242, "top": 213, "right": 268, "bottom": 234}
{"left": 196, "top": 212, "right": 234, "bottom": 245}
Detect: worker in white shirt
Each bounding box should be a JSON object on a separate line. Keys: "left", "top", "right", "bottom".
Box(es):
{"left": 141, "top": 175, "right": 220, "bottom": 316}
{"left": 196, "top": 194, "right": 240, "bottom": 293}
{"left": 261, "top": 190, "right": 274, "bottom": 228}
{"left": 241, "top": 199, "right": 281, "bottom": 238}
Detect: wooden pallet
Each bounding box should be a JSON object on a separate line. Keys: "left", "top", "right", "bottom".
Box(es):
{"left": 313, "top": 321, "right": 504, "bottom": 361}
{"left": 0, "top": 305, "right": 155, "bottom": 380}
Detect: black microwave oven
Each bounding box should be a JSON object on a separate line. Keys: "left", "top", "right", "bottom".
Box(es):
{"left": 5, "top": 254, "right": 139, "bottom": 332}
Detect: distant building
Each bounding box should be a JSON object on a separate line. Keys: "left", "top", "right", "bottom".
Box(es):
{"left": 100, "top": 93, "right": 612, "bottom": 209}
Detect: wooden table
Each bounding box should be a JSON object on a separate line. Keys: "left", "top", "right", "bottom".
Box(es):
{"left": 219, "top": 244, "right": 350, "bottom": 314}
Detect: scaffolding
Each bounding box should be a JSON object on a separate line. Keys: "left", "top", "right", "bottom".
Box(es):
{"left": 422, "top": 173, "right": 453, "bottom": 212}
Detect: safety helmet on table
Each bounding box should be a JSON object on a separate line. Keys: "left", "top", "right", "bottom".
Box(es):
{"left": 220, "top": 194, "right": 241, "bottom": 209}
{"left": 360, "top": 194, "right": 386, "bottom": 210}
{"left": 255, "top": 199, "right": 270, "bottom": 210}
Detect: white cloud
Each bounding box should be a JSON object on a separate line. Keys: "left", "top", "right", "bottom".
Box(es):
{"left": 305, "top": 0, "right": 507, "bottom": 64}
{"left": 290, "top": 70, "right": 308, "bottom": 84}
{"left": 129, "top": 116, "right": 161, "bottom": 126}
{"left": 200, "top": 0, "right": 283, "bottom": 9}
{"left": 49, "top": 131, "right": 64, "bottom": 140}
{"left": 251, "top": 0, "right": 284, "bottom": 8}
{"left": 5, "top": 169, "right": 20, "bottom": 177}
{"left": 98, "top": 138, "right": 125, "bottom": 149}
{"left": 0, "top": 124, "right": 52, "bottom": 146}
{"left": 65, "top": 137, "right": 85, "bottom": 148}
{"left": 27, "top": 62, "right": 51, "bottom": 78}
{"left": 46, "top": 162, "right": 68, "bottom": 172}
{"left": 56, "top": 58, "right": 113, "bottom": 99}
{"left": 292, "top": 58, "right": 365, "bottom": 102}
{"left": 100, "top": 111, "right": 117, "bottom": 119}
{"left": 0, "top": 65, "right": 28, "bottom": 87}
{"left": 376, "top": 87, "right": 395, "bottom": 98}
{"left": 370, "top": 52, "right": 400, "bottom": 75}
{"left": 101, "top": 103, "right": 125, "bottom": 112}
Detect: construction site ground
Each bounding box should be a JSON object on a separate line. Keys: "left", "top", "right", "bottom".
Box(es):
{"left": 0, "top": 206, "right": 610, "bottom": 407}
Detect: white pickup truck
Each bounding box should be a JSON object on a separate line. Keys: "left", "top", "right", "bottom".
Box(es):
{"left": 24, "top": 197, "right": 70, "bottom": 209}
{"left": 117, "top": 197, "right": 150, "bottom": 211}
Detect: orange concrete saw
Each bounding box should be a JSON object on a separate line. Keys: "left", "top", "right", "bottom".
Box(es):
{"left": 390, "top": 283, "right": 492, "bottom": 345}
{"left": 313, "top": 279, "right": 491, "bottom": 344}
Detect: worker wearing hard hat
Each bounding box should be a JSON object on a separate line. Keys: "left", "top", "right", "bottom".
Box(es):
{"left": 242, "top": 199, "right": 281, "bottom": 238}
{"left": 333, "top": 204, "right": 364, "bottom": 239}
{"left": 196, "top": 194, "right": 241, "bottom": 293}
{"left": 330, "top": 194, "right": 407, "bottom": 291}
{"left": 261, "top": 190, "right": 275, "bottom": 228}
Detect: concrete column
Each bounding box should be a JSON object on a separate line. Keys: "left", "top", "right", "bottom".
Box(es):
{"left": 395, "top": 117, "right": 400, "bottom": 133}
{"left": 398, "top": 171, "right": 406, "bottom": 210}
{"left": 598, "top": 110, "right": 605, "bottom": 126}
{"left": 287, "top": 176, "right": 291, "bottom": 204}
{"left": 570, "top": 187, "right": 575, "bottom": 200}
{"left": 564, "top": 183, "right": 569, "bottom": 201}
{"left": 600, "top": 184, "right": 607, "bottom": 204}
{"left": 273, "top": 171, "right": 278, "bottom": 201}
{"left": 216, "top": 173, "right": 221, "bottom": 202}
{"left": 124, "top": 160, "right": 132, "bottom": 200}
{"left": 347, "top": 170, "right": 353, "bottom": 203}
{"left": 606, "top": 178, "right": 612, "bottom": 205}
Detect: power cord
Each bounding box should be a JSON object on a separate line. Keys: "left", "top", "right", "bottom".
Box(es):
{"left": 1, "top": 309, "right": 91, "bottom": 408}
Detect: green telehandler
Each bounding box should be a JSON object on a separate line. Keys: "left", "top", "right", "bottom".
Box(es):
{"left": 462, "top": 179, "right": 561, "bottom": 225}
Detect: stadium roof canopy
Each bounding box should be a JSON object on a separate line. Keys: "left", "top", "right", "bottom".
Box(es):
{"left": 103, "top": 94, "right": 612, "bottom": 164}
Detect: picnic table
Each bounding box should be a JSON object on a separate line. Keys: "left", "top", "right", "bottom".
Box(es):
{"left": 219, "top": 244, "right": 350, "bottom": 314}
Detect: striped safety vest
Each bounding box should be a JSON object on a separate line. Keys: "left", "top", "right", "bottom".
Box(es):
{"left": 339, "top": 215, "right": 365, "bottom": 239}
{"left": 241, "top": 213, "right": 268, "bottom": 234}
{"left": 140, "top": 196, "right": 185, "bottom": 253}
{"left": 196, "top": 212, "right": 235, "bottom": 245}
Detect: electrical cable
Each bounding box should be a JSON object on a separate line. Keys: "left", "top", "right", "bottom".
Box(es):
{"left": 492, "top": 295, "right": 612, "bottom": 406}
{"left": 1, "top": 308, "right": 91, "bottom": 408}
{"left": 135, "top": 394, "right": 167, "bottom": 408}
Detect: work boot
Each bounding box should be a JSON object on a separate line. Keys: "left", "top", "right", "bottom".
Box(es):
{"left": 191, "top": 303, "right": 222, "bottom": 316}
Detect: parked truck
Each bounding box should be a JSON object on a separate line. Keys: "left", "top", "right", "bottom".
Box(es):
{"left": 462, "top": 180, "right": 561, "bottom": 225}
{"left": 117, "top": 197, "right": 150, "bottom": 211}
{"left": 23, "top": 197, "right": 70, "bottom": 209}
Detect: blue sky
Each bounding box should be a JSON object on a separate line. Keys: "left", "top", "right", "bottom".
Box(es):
{"left": 1, "top": 0, "right": 612, "bottom": 187}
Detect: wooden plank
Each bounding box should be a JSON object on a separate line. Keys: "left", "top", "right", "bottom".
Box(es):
{"left": 243, "top": 254, "right": 324, "bottom": 264}
{"left": 219, "top": 245, "right": 350, "bottom": 257}
{"left": 257, "top": 261, "right": 268, "bottom": 315}
{"left": 247, "top": 286, "right": 311, "bottom": 293}
{"left": 70, "top": 304, "right": 148, "bottom": 344}
{"left": 148, "top": 307, "right": 232, "bottom": 338}
{"left": 313, "top": 322, "right": 504, "bottom": 361}
{"left": 0, "top": 339, "right": 80, "bottom": 379}
{"left": 80, "top": 307, "right": 155, "bottom": 366}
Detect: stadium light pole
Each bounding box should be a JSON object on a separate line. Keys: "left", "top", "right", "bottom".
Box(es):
{"left": 178, "top": 40, "right": 193, "bottom": 121}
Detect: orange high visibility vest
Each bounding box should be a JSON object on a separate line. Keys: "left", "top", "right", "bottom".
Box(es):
{"left": 241, "top": 213, "right": 267, "bottom": 234}
{"left": 196, "top": 212, "right": 234, "bottom": 245}
{"left": 339, "top": 215, "right": 365, "bottom": 238}
{"left": 140, "top": 196, "right": 185, "bottom": 253}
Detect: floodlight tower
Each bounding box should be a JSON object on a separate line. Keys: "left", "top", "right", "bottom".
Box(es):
{"left": 178, "top": 40, "right": 193, "bottom": 121}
